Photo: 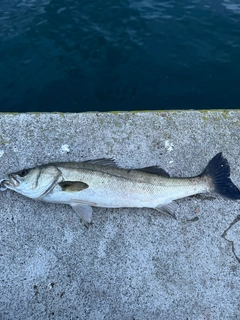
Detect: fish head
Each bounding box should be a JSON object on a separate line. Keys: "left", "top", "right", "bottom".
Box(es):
{"left": 2, "top": 165, "right": 61, "bottom": 199}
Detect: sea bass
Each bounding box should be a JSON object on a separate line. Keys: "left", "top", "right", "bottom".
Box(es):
{"left": 1, "top": 153, "right": 240, "bottom": 223}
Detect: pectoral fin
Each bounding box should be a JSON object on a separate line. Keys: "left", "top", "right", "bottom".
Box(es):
{"left": 155, "top": 203, "right": 177, "bottom": 219}
{"left": 59, "top": 181, "right": 89, "bottom": 192}
{"left": 70, "top": 203, "right": 92, "bottom": 223}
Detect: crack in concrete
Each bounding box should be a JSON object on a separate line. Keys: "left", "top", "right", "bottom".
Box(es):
{"left": 221, "top": 215, "right": 240, "bottom": 263}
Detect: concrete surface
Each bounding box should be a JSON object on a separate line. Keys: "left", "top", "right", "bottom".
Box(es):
{"left": 0, "top": 111, "right": 240, "bottom": 320}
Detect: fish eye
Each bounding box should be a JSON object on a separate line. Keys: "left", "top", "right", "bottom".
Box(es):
{"left": 17, "top": 169, "right": 29, "bottom": 177}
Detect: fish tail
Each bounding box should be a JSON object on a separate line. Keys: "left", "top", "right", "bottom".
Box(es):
{"left": 201, "top": 152, "right": 240, "bottom": 200}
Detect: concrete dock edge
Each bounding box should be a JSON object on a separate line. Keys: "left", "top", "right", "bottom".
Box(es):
{"left": 0, "top": 110, "right": 240, "bottom": 319}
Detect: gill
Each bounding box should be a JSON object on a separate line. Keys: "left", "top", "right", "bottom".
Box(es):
{"left": 36, "top": 166, "right": 62, "bottom": 200}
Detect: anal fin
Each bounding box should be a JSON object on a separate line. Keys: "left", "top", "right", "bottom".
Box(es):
{"left": 155, "top": 203, "right": 177, "bottom": 220}
{"left": 70, "top": 203, "right": 92, "bottom": 223}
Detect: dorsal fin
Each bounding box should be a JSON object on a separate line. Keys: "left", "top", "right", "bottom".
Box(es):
{"left": 83, "top": 158, "right": 118, "bottom": 167}
{"left": 82, "top": 159, "right": 170, "bottom": 177}
{"left": 138, "top": 166, "right": 170, "bottom": 177}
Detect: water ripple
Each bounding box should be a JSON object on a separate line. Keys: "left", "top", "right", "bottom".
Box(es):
{"left": 0, "top": 0, "right": 240, "bottom": 111}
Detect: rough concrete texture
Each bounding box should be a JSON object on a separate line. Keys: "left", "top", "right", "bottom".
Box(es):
{"left": 0, "top": 110, "right": 240, "bottom": 320}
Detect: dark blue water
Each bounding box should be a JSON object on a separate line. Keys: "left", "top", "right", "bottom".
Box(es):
{"left": 0, "top": 0, "right": 240, "bottom": 112}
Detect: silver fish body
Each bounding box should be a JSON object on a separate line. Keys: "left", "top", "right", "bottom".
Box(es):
{"left": 44, "top": 163, "right": 206, "bottom": 206}
{"left": 2, "top": 153, "right": 240, "bottom": 223}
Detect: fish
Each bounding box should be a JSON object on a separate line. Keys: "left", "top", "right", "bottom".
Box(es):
{"left": 1, "top": 152, "right": 240, "bottom": 223}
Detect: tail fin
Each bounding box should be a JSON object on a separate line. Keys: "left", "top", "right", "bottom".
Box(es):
{"left": 201, "top": 152, "right": 240, "bottom": 200}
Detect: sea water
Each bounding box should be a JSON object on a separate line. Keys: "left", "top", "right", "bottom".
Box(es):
{"left": 0, "top": 0, "right": 239, "bottom": 112}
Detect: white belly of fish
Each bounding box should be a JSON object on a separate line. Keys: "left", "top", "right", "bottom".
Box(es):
{"left": 42, "top": 177, "right": 207, "bottom": 209}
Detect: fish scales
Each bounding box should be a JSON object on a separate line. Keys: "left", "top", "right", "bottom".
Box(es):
{"left": 53, "top": 163, "right": 207, "bottom": 208}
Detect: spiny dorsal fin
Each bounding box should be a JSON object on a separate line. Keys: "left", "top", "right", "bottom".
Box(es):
{"left": 83, "top": 158, "right": 118, "bottom": 167}
{"left": 139, "top": 166, "right": 170, "bottom": 177}
{"left": 59, "top": 181, "right": 89, "bottom": 192}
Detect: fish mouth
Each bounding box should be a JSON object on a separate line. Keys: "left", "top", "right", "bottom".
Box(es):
{"left": 2, "top": 174, "right": 20, "bottom": 188}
